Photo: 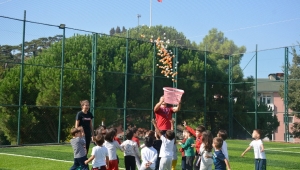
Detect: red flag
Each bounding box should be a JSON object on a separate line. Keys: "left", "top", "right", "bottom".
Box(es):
{"left": 157, "top": 0, "right": 162, "bottom": 2}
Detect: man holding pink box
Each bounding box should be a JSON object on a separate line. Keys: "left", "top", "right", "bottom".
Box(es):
{"left": 153, "top": 95, "right": 181, "bottom": 133}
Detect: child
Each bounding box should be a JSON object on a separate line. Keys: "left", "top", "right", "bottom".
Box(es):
{"left": 170, "top": 119, "right": 177, "bottom": 170}
{"left": 77, "top": 126, "right": 87, "bottom": 153}
{"left": 171, "top": 140, "right": 178, "bottom": 170}
{"left": 113, "top": 128, "right": 121, "bottom": 145}
{"left": 241, "top": 129, "right": 266, "bottom": 170}
{"left": 217, "top": 130, "right": 229, "bottom": 161}
{"left": 152, "top": 131, "right": 162, "bottom": 170}
{"left": 199, "top": 130, "right": 213, "bottom": 170}
{"left": 104, "top": 128, "right": 124, "bottom": 170}
{"left": 94, "top": 125, "right": 107, "bottom": 137}
{"left": 178, "top": 128, "right": 195, "bottom": 170}
{"left": 85, "top": 134, "right": 109, "bottom": 170}
{"left": 183, "top": 121, "right": 206, "bottom": 170}
{"left": 112, "top": 128, "right": 121, "bottom": 165}
{"left": 121, "top": 129, "right": 141, "bottom": 170}
{"left": 140, "top": 136, "right": 158, "bottom": 170}
{"left": 140, "top": 130, "right": 155, "bottom": 149}
{"left": 211, "top": 137, "right": 231, "bottom": 170}
{"left": 152, "top": 119, "right": 175, "bottom": 170}
{"left": 132, "top": 127, "right": 141, "bottom": 169}
{"left": 70, "top": 127, "right": 89, "bottom": 170}
{"left": 179, "top": 130, "right": 188, "bottom": 170}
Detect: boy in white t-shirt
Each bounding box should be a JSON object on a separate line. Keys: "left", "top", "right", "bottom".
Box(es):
{"left": 241, "top": 129, "right": 266, "bottom": 170}
{"left": 140, "top": 136, "right": 158, "bottom": 170}
{"left": 152, "top": 119, "right": 175, "bottom": 170}
{"left": 121, "top": 129, "right": 141, "bottom": 170}
{"left": 85, "top": 134, "right": 109, "bottom": 170}
{"left": 217, "top": 130, "right": 229, "bottom": 161}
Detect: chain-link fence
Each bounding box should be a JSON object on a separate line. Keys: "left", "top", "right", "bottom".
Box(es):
{"left": 0, "top": 14, "right": 299, "bottom": 145}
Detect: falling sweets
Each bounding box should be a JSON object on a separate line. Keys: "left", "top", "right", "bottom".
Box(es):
{"left": 150, "top": 33, "right": 178, "bottom": 82}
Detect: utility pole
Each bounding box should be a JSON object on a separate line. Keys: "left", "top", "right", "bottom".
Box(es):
{"left": 137, "top": 14, "right": 141, "bottom": 28}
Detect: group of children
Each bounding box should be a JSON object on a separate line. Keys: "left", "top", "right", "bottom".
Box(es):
{"left": 70, "top": 123, "right": 267, "bottom": 170}
{"left": 178, "top": 121, "right": 231, "bottom": 170}
{"left": 181, "top": 122, "right": 266, "bottom": 170}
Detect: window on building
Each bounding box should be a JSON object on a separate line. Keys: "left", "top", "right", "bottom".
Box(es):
{"left": 288, "top": 116, "right": 293, "bottom": 123}
{"left": 283, "top": 116, "right": 294, "bottom": 123}
{"left": 260, "top": 95, "right": 271, "bottom": 104}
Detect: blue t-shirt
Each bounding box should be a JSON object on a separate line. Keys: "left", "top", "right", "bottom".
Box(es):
{"left": 213, "top": 150, "right": 226, "bottom": 170}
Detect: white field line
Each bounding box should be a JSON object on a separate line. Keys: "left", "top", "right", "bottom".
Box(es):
{"left": 0, "top": 153, "right": 125, "bottom": 169}
{"left": 264, "top": 149, "right": 300, "bottom": 154}
{"left": 265, "top": 150, "right": 300, "bottom": 154}
{"left": 266, "top": 146, "right": 300, "bottom": 150}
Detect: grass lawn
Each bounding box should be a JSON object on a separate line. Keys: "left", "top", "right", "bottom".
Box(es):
{"left": 0, "top": 140, "right": 299, "bottom": 170}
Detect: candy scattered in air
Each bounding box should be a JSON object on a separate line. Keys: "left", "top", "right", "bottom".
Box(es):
{"left": 151, "top": 33, "right": 178, "bottom": 82}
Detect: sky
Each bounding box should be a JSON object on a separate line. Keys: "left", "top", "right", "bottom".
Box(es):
{"left": 1, "top": 0, "right": 300, "bottom": 78}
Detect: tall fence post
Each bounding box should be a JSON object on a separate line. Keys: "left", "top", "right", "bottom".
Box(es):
{"left": 172, "top": 47, "right": 178, "bottom": 134}
{"left": 58, "top": 23, "right": 65, "bottom": 143}
{"left": 90, "top": 33, "right": 97, "bottom": 127}
{"left": 17, "top": 10, "right": 26, "bottom": 145}
{"left": 123, "top": 30, "right": 129, "bottom": 140}
{"left": 284, "top": 47, "right": 289, "bottom": 142}
{"left": 204, "top": 46, "right": 207, "bottom": 128}
{"left": 151, "top": 43, "right": 156, "bottom": 130}
{"left": 255, "top": 44, "right": 258, "bottom": 129}
{"left": 228, "top": 55, "right": 233, "bottom": 138}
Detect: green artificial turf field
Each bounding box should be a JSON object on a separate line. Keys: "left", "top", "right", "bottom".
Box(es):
{"left": 0, "top": 139, "right": 299, "bottom": 170}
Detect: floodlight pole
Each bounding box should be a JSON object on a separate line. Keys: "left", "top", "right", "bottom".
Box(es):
{"left": 58, "top": 24, "right": 65, "bottom": 143}
{"left": 137, "top": 14, "right": 141, "bottom": 28}
{"left": 150, "top": 0, "right": 152, "bottom": 27}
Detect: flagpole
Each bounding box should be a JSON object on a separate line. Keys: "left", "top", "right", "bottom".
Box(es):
{"left": 150, "top": 0, "right": 152, "bottom": 27}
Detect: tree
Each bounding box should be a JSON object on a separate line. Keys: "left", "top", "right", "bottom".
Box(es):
{"left": 122, "top": 26, "right": 127, "bottom": 33}
{"left": 0, "top": 35, "right": 125, "bottom": 143}
{"left": 115, "top": 26, "right": 121, "bottom": 33}
{"left": 109, "top": 27, "right": 115, "bottom": 35}
{"left": 199, "top": 28, "right": 246, "bottom": 80}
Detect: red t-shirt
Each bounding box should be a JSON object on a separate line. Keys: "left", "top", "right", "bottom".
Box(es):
{"left": 179, "top": 138, "right": 187, "bottom": 157}
{"left": 132, "top": 136, "right": 140, "bottom": 147}
{"left": 155, "top": 106, "right": 174, "bottom": 130}
{"left": 114, "top": 137, "right": 121, "bottom": 144}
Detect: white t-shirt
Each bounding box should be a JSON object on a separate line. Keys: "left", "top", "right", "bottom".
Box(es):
{"left": 120, "top": 139, "right": 140, "bottom": 157}
{"left": 159, "top": 135, "right": 174, "bottom": 158}
{"left": 104, "top": 140, "right": 123, "bottom": 160}
{"left": 199, "top": 143, "right": 213, "bottom": 166}
{"left": 172, "top": 144, "right": 178, "bottom": 160}
{"left": 91, "top": 145, "right": 108, "bottom": 168}
{"left": 250, "top": 139, "right": 266, "bottom": 159}
{"left": 141, "top": 146, "right": 158, "bottom": 169}
{"left": 221, "top": 140, "right": 229, "bottom": 160}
